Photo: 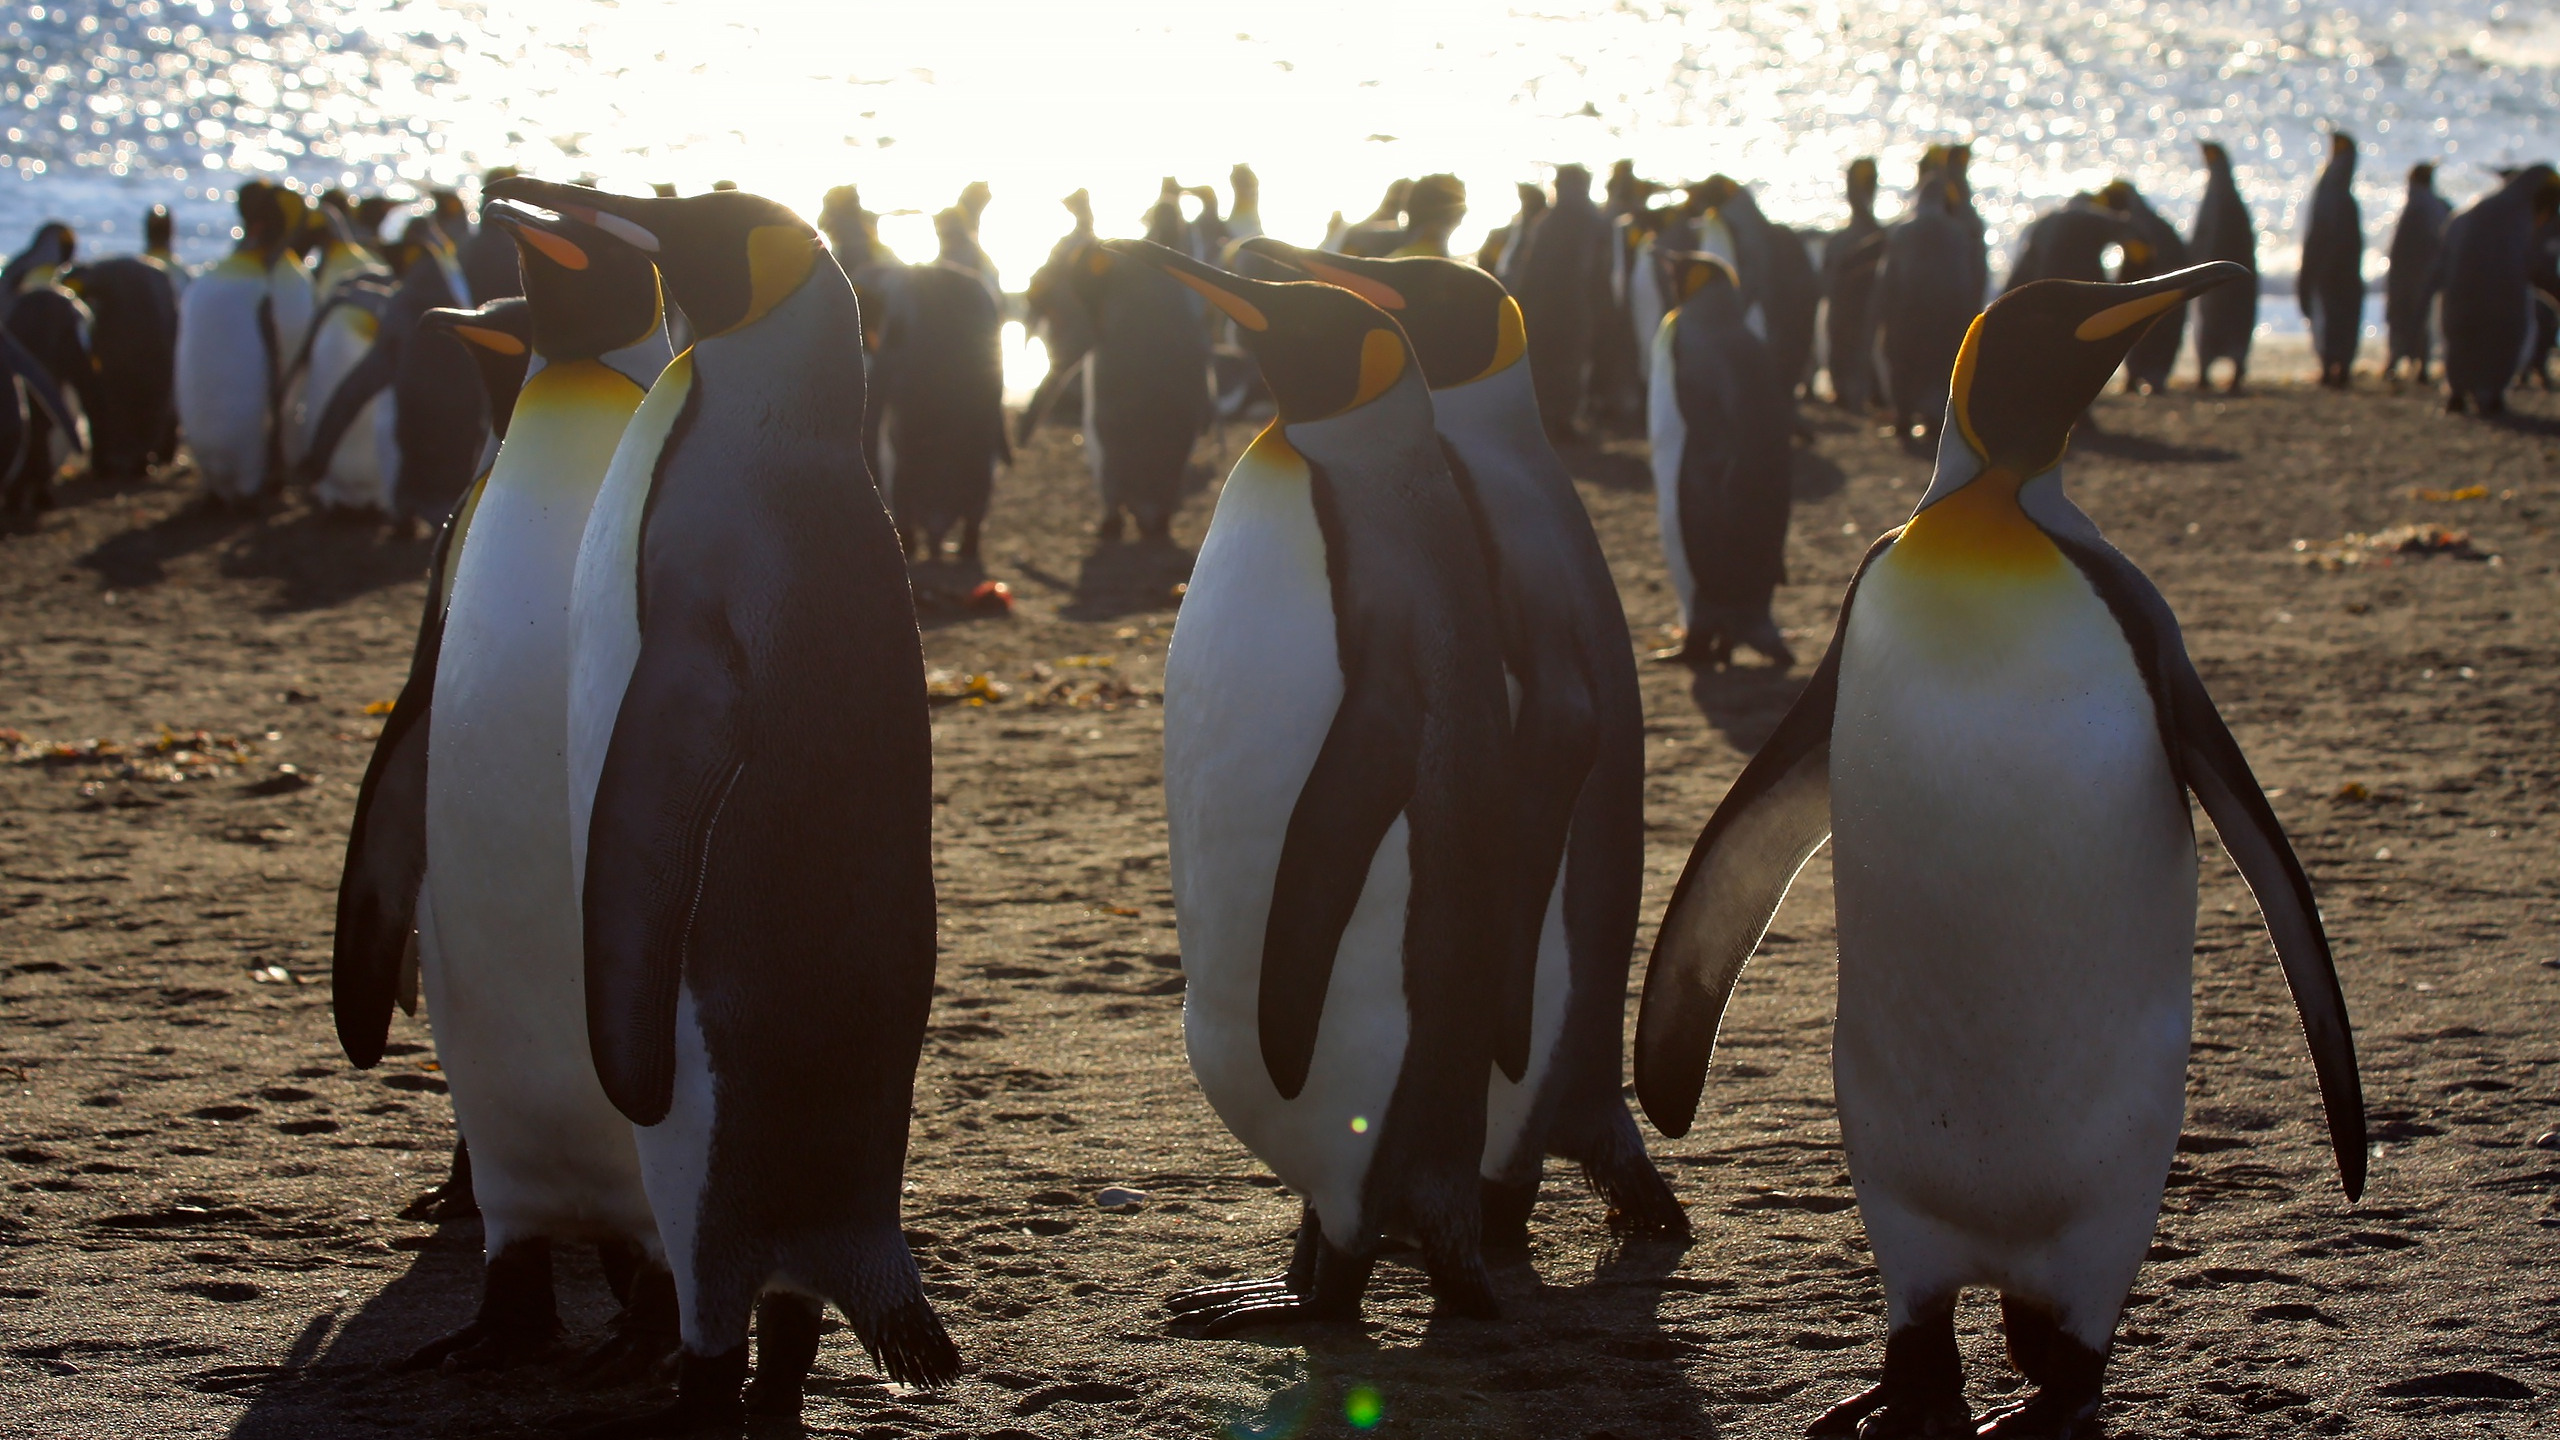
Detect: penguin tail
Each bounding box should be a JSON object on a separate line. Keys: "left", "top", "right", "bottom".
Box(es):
{"left": 857, "top": 1291, "right": 960, "bottom": 1390}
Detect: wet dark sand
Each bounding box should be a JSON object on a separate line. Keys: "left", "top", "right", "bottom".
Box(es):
{"left": 2, "top": 381, "right": 2557, "bottom": 1437}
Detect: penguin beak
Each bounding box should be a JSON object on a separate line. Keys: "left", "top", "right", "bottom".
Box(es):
{"left": 485, "top": 200, "right": 591, "bottom": 272}
{"left": 1106, "top": 239, "right": 1271, "bottom": 332}
{"left": 1234, "top": 237, "right": 1407, "bottom": 310}
{"left": 423, "top": 309, "right": 529, "bottom": 357}
{"left": 1108, "top": 239, "right": 1410, "bottom": 422}
{"left": 487, "top": 179, "right": 662, "bottom": 255}
{"left": 2070, "top": 260, "right": 2246, "bottom": 343}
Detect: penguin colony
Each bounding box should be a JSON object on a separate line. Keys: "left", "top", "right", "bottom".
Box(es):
{"left": 41, "top": 131, "right": 2539, "bottom": 1436}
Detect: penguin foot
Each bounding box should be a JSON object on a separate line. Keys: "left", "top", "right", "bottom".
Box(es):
{"left": 1188, "top": 1292, "right": 1354, "bottom": 1336}
{"left": 400, "top": 1316, "right": 565, "bottom": 1373}
{"left": 568, "top": 1344, "right": 750, "bottom": 1439}
{"left": 571, "top": 1267, "right": 681, "bottom": 1383}
{"left": 1585, "top": 1155, "right": 1691, "bottom": 1240}
{"left": 403, "top": 1238, "right": 562, "bottom": 1372}
{"left": 1971, "top": 1391, "right": 2102, "bottom": 1439}
{"left": 398, "top": 1142, "right": 477, "bottom": 1223}
{"left": 1806, "top": 1383, "right": 1887, "bottom": 1436}
{"left": 1479, "top": 1177, "right": 1537, "bottom": 1254}
{"left": 741, "top": 1293, "right": 823, "bottom": 1419}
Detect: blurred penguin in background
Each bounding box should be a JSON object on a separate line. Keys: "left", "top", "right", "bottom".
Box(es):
{"left": 295, "top": 219, "right": 486, "bottom": 526}
{"left": 1073, "top": 200, "right": 1211, "bottom": 541}
{"left": 1, "top": 223, "right": 92, "bottom": 508}
{"left": 876, "top": 207, "right": 1010, "bottom": 562}
{"left": 1821, "top": 158, "right": 1885, "bottom": 412}
{"left": 1873, "top": 153, "right": 1985, "bottom": 443}
{"left": 1518, "top": 163, "right": 1608, "bottom": 441}
{"left": 460, "top": 167, "right": 525, "bottom": 303}
{"left": 2006, "top": 194, "right": 2129, "bottom": 290}
{"left": 1587, "top": 160, "right": 1654, "bottom": 431}
{"left": 1333, "top": 178, "right": 1411, "bottom": 257}
{"left": 2300, "top": 132, "right": 2365, "bottom": 388}
{"left": 65, "top": 237, "right": 181, "bottom": 480}
{"left": 178, "top": 181, "right": 315, "bottom": 506}
{"left": 1015, "top": 189, "right": 1097, "bottom": 444}
{"left": 2438, "top": 164, "right": 2560, "bottom": 416}
{"left": 143, "top": 203, "right": 187, "bottom": 302}
{"left": 1482, "top": 182, "right": 1546, "bottom": 281}
{"left": 1222, "top": 164, "right": 1265, "bottom": 248}
{"left": 2385, "top": 162, "right": 2451, "bottom": 384}
{"left": 2102, "top": 180, "right": 2191, "bottom": 394}
{"left": 1649, "top": 253, "right": 1794, "bottom": 669}
{"left": 2188, "top": 141, "right": 2256, "bottom": 391}
{"left": 1393, "top": 174, "right": 1468, "bottom": 259}
{"left": 950, "top": 180, "right": 1000, "bottom": 302}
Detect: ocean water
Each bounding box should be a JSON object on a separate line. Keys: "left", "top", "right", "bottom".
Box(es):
{"left": 1, "top": 0, "right": 2555, "bottom": 363}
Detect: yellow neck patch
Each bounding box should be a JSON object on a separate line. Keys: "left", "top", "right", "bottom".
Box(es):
{"left": 1473, "top": 296, "right": 1527, "bottom": 382}
{"left": 1242, "top": 419, "right": 1304, "bottom": 473}
{"left": 736, "top": 225, "right": 816, "bottom": 333}
{"left": 1891, "top": 467, "right": 2064, "bottom": 579}
{"left": 1345, "top": 327, "right": 1406, "bottom": 411}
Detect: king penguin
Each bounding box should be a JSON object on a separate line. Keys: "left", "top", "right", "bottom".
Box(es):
{"left": 333, "top": 197, "right": 677, "bottom": 1374}
{"left": 1649, "top": 252, "right": 1795, "bottom": 668}
{"left": 176, "top": 182, "right": 315, "bottom": 505}
{"left": 2385, "top": 163, "right": 2452, "bottom": 385}
{"left": 487, "top": 176, "right": 961, "bottom": 1431}
{"left": 2299, "top": 133, "right": 2365, "bottom": 389}
{"left": 1874, "top": 157, "right": 1986, "bottom": 442}
{"left": 1240, "top": 238, "right": 1689, "bottom": 1243}
{"left": 1632, "top": 263, "right": 2366, "bottom": 1439}
{"left": 1117, "top": 239, "right": 1524, "bottom": 1332}
{"left": 2437, "top": 165, "right": 2560, "bottom": 416}
{"left": 291, "top": 206, "right": 395, "bottom": 514}
{"left": 2187, "top": 143, "right": 2257, "bottom": 392}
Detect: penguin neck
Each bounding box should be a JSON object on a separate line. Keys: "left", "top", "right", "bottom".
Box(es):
{"left": 1895, "top": 458, "right": 2066, "bottom": 581}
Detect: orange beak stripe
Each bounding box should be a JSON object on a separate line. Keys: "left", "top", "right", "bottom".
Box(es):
{"left": 515, "top": 225, "right": 589, "bottom": 272}
{"left": 450, "top": 325, "right": 528, "bottom": 356}
{"left": 1169, "top": 268, "right": 1268, "bottom": 331}
{"left": 1297, "top": 257, "right": 1405, "bottom": 311}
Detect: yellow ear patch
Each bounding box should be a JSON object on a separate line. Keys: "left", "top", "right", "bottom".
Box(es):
{"left": 1948, "top": 311, "right": 1990, "bottom": 460}
{"left": 1169, "top": 268, "right": 1268, "bottom": 331}
{"left": 515, "top": 225, "right": 589, "bottom": 272}
{"left": 1474, "top": 295, "right": 1527, "bottom": 381}
{"left": 1347, "top": 327, "right": 1406, "bottom": 409}
{"left": 1301, "top": 257, "right": 1405, "bottom": 310}
{"left": 450, "top": 324, "right": 527, "bottom": 356}
{"left": 2074, "top": 288, "right": 2186, "bottom": 341}
{"left": 738, "top": 224, "right": 817, "bottom": 332}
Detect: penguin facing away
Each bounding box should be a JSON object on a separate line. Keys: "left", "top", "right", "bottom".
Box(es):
{"left": 1117, "top": 239, "right": 1524, "bottom": 1333}
{"left": 1633, "top": 264, "right": 2365, "bottom": 1439}
{"left": 2385, "top": 163, "right": 2452, "bottom": 383}
{"left": 61, "top": 251, "right": 179, "bottom": 481}
{"left": 489, "top": 176, "right": 961, "bottom": 1431}
{"left": 2437, "top": 164, "right": 2560, "bottom": 416}
{"left": 2187, "top": 142, "right": 2257, "bottom": 392}
{"left": 2300, "top": 133, "right": 2365, "bottom": 388}
{"left": 334, "top": 198, "right": 678, "bottom": 1376}
{"left": 1822, "top": 157, "right": 1886, "bottom": 412}
{"left": 1874, "top": 161, "right": 1985, "bottom": 442}
{"left": 1648, "top": 251, "right": 1796, "bottom": 668}
{"left": 1237, "top": 238, "right": 1690, "bottom": 1243}
{"left": 177, "top": 182, "right": 314, "bottom": 503}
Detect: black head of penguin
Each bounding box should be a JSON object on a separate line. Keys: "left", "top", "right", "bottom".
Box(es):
{"left": 420, "top": 298, "right": 532, "bottom": 439}
{"left": 2201, "top": 140, "right": 2233, "bottom": 174}
{"left": 2326, "top": 131, "right": 2358, "bottom": 177}
{"left": 1664, "top": 250, "right": 1745, "bottom": 326}
{"left": 482, "top": 198, "right": 664, "bottom": 360}
{"left": 487, "top": 177, "right": 821, "bottom": 339}
{"left": 1106, "top": 239, "right": 1414, "bottom": 424}
{"left": 1235, "top": 237, "right": 1523, "bottom": 389}
{"left": 1948, "top": 262, "right": 2247, "bottom": 477}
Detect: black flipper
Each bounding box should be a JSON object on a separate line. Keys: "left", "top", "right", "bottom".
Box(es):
{"left": 280, "top": 279, "right": 393, "bottom": 394}
{"left": 2041, "top": 522, "right": 2367, "bottom": 1199}
{"left": 331, "top": 495, "right": 478, "bottom": 1067}
{"left": 1634, "top": 531, "right": 1896, "bottom": 1137}
{"left": 0, "top": 327, "right": 72, "bottom": 440}
{"left": 1440, "top": 439, "right": 1594, "bottom": 1083}
{"left": 1258, "top": 459, "right": 1425, "bottom": 1100}
{"left": 579, "top": 532, "right": 750, "bottom": 1126}
{"left": 297, "top": 334, "right": 399, "bottom": 484}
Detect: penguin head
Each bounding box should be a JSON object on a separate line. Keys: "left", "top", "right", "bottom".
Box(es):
{"left": 2200, "top": 140, "right": 2232, "bottom": 173}
{"left": 1663, "top": 251, "right": 1743, "bottom": 326}
{"left": 1234, "top": 238, "right": 1522, "bottom": 390}
{"left": 144, "top": 204, "right": 173, "bottom": 253}
{"left": 483, "top": 198, "right": 664, "bottom": 361}
{"left": 486, "top": 178, "right": 823, "bottom": 340}
{"left": 1107, "top": 239, "right": 1415, "bottom": 424}
{"left": 421, "top": 297, "right": 533, "bottom": 437}
{"left": 2328, "top": 132, "right": 2358, "bottom": 171}
{"left": 2409, "top": 161, "right": 2437, "bottom": 189}
{"left": 1943, "top": 262, "right": 2248, "bottom": 481}
{"left": 237, "top": 183, "right": 287, "bottom": 254}
{"left": 1846, "top": 157, "right": 1878, "bottom": 203}
{"left": 1683, "top": 174, "right": 1738, "bottom": 217}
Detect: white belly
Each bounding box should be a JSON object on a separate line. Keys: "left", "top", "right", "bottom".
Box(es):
{"left": 1647, "top": 315, "right": 1695, "bottom": 627}
{"left": 1166, "top": 433, "right": 1409, "bottom": 1250}
{"left": 420, "top": 363, "right": 656, "bottom": 1251}
{"left": 1828, "top": 544, "right": 2193, "bottom": 1322}
{"left": 175, "top": 268, "right": 274, "bottom": 498}
{"left": 1629, "top": 240, "right": 1665, "bottom": 381}
{"left": 297, "top": 310, "right": 389, "bottom": 511}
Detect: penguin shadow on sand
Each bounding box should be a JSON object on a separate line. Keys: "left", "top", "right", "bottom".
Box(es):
{"left": 220, "top": 1208, "right": 658, "bottom": 1438}
{"left": 210, "top": 501, "right": 443, "bottom": 611}
{"left": 1203, "top": 1229, "right": 1715, "bottom": 1438}
{"left": 72, "top": 479, "right": 266, "bottom": 589}
{"left": 1551, "top": 434, "right": 1654, "bottom": 494}
{"left": 1685, "top": 660, "right": 1810, "bottom": 753}
{"left": 2066, "top": 412, "right": 2239, "bottom": 465}
{"left": 1064, "top": 531, "right": 1196, "bottom": 621}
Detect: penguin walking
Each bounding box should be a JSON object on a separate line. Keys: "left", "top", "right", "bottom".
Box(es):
{"left": 176, "top": 183, "right": 314, "bottom": 505}
{"left": 1822, "top": 159, "right": 1886, "bottom": 412}
{"left": 1116, "top": 240, "right": 1521, "bottom": 1333}
{"left": 63, "top": 246, "right": 180, "bottom": 481}
{"left": 1634, "top": 264, "right": 2365, "bottom": 1440}
{"left": 296, "top": 221, "right": 486, "bottom": 526}
{"left": 1874, "top": 159, "right": 1986, "bottom": 441}
{"left": 2300, "top": 133, "right": 2365, "bottom": 388}
{"left": 488, "top": 176, "right": 962, "bottom": 1429}
{"left": 2438, "top": 165, "right": 2560, "bottom": 416}
{"left": 1241, "top": 238, "right": 1689, "bottom": 1243}
{"left": 2384, "top": 164, "right": 2451, "bottom": 384}
{"left": 334, "top": 199, "right": 677, "bottom": 1375}
{"left": 1071, "top": 202, "right": 1212, "bottom": 542}
{"left": 2187, "top": 142, "right": 2257, "bottom": 391}
{"left": 875, "top": 209, "right": 1009, "bottom": 561}
{"left": 1649, "top": 253, "right": 1795, "bottom": 668}
{"left": 2100, "top": 182, "right": 2190, "bottom": 395}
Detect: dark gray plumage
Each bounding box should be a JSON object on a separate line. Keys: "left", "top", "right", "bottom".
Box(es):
{"left": 2300, "top": 133, "right": 2365, "bottom": 388}
{"left": 1874, "top": 172, "right": 1984, "bottom": 440}
{"left": 2189, "top": 142, "right": 2258, "bottom": 390}
{"left": 1822, "top": 159, "right": 1885, "bottom": 411}
{"left": 2386, "top": 163, "right": 2452, "bottom": 382}
{"left": 2439, "top": 164, "right": 2560, "bottom": 415}
{"left": 2104, "top": 182, "right": 2191, "bottom": 394}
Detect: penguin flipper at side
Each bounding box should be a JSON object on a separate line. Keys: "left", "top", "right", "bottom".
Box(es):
{"left": 1634, "top": 533, "right": 1894, "bottom": 1137}
{"left": 1259, "top": 463, "right": 1427, "bottom": 1101}
{"left": 2035, "top": 516, "right": 2368, "bottom": 1200}
{"left": 331, "top": 495, "right": 479, "bottom": 1067}
{"left": 0, "top": 327, "right": 74, "bottom": 440}
{"left": 298, "top": 338, "right": 400, "bottom": 485}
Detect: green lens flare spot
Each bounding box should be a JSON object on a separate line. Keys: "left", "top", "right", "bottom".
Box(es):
{"left": 1345, "top": 1384, "right": 1384, "bottom": 1429}
{"left": 1349, "top": 1115, "right": 1369, "bottom": 1134}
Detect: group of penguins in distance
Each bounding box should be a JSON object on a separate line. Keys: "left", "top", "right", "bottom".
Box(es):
{"left": 274, "top": 151, "right": 2382, "bottom": 1440}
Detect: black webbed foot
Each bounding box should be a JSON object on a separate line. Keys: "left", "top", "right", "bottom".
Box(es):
{"left": 569, "top": 1344, "right": 750, "bottom": 1439}
{"left": 571, "top": 1260, "right": 681, "bottom": 1383}
{"left": 742, "top": 1293, "right": 824, "bottom": 1420}
{"left": 400, "top": 1238, "right": 560, "bottom": 1372}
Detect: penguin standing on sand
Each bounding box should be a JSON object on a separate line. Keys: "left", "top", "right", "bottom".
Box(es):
{"left": 1240, "top": 238, "right": 1688, "bottom": 1243}
{"left": 1072, "top": 201, "right": 1212, "bottom": 541}
{"left": 2101, "top": 181, "right": 2190, "bottom": 394}
{"left": 1822, "top": 159, "right": 1886, "bottom": 412}
{"left": 1121, "top": 240, "right": 1522, "bottom": 1333}
{"left": 876, "top": 208, "right": 1009, "bottom": 561}
{"left": 292, "top": 208, "right": 395, "bottom": 513}
{"left": 61, "top": 246, "right": 179, "bottom": 479}
{"left": 1516, "top": 163, "right": 1608, "bottom": 440}
{"left": 2300, "top": 133, "right": 2365, "bottom": 388}
{"left": 2438, "top": 164, "right": 2560, "bottom": 416}
{"left": 1649, "top": 253, "right": 1795, "bottom": 668}
{"left": 333, "top": 199, "right": 677, "bottom": 1376}
{"left": 1874, "top": 158, "right": 1986, "bottom": 441}
{"left": 1634, "top": 264, "right": 2365, "bottom": 1440}
{"left": 2188, "top": 142, "right": 2257, "bottom": 391}
{"left": 297, "top": 222, "right": 485, "bottom": 525}
{"left": 488, "top": 176, "right": 962, "bottom": 1429}
{"left": 2385, "top": 164, "right": 2453, "bottom": 384}
{"left": 177, "top": 182, "right": 315, "bottom": 504}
